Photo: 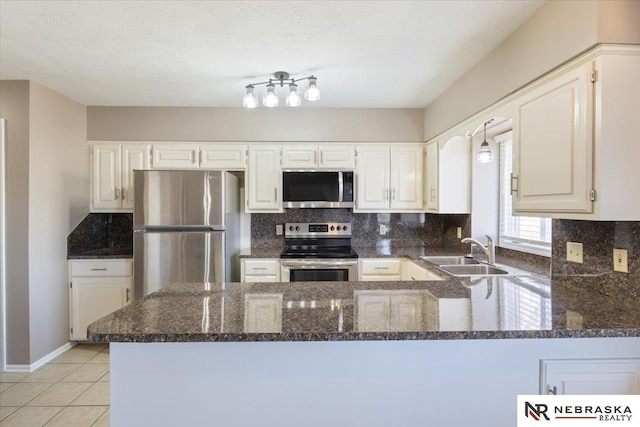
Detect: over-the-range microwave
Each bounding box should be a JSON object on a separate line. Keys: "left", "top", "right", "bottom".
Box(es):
{"left": 282, "top": 171, "right": 354, "bottom": 208}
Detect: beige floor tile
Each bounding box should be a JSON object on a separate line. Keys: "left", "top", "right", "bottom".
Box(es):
{"left": 49, "top": 349, "right": 97, "bottom": 364}
{"left": 86, "top": 352, "right": 110, "bottom": 364}
{"left": 26, "top": 383, "right": 91, "bottom": 407}
{"left": 0, "top": 407, "right": 19, "bottom": 422}
{"left": 61, "top": 364, "right": 108, "bottom": 383}
{"left": 0, "top": 406, "right": 62, "bottom": 427}
{"left": 22, "top": 364, "right": 82, "bottom": 383}
{"left": 91, "top": 408, "right": 109, "bottom": 427}
{"left": 0, "top": 383, "right": 51, "bottom": 407}
{"left": 74, "top": 343, "right": 105, "bottom": 352}
{"left": 70, "top": 382, "right": 109, "bottom": 406}
{"left": 0, "top": 372, "right": 29, "bottom": 383}
{"left": 43, "top": 406, "right": 107, "bottom": 427}
{"left": 98, "top": 372, "right": 109, "bottom": 382}
{"left": 0, "top": 384, "right": 14, "bottom": 393}
{"left": 100, "top": 346, "right": 110, "bottom": 354}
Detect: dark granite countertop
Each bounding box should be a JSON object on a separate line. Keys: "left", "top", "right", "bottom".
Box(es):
{"left": 88, "top": 251, "right": 640, "bottom": 342}
{"left": 239, "top": 248, "right": 284, "bottom": 258}
{"left": 67, "top": 248, "right": 133, "bottom": 259}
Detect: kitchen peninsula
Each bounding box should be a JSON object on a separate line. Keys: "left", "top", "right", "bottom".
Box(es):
{"left": 89, "top": 255, "right": 640, "bottom": 427}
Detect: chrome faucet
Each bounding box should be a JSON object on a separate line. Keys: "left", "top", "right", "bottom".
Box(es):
{"left": 461, "top": 235, "right": 495, "bottom": 265}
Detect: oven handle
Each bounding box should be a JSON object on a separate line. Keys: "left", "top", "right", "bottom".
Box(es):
{"left": 281, "top": 260, "right": 357, "bottom": 268}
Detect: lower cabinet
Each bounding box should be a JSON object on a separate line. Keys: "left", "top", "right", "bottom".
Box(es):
{"left": 541, "top": 358, "right": 640, "bottom": 395}
{"left": 69, "top": 259, "right": 133, "bottom": 341}
{"left": 359, "top": 258, "right": 403, "bottom": 281}
{"left": 354, "top": 290, "right": 438, "bottom": 332}
{"left": 241, "top": 258, "right": 280, "bottom": 282}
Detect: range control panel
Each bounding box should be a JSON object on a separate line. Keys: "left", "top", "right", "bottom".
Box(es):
{"left": 285, "top": 223, "right": 352, "bottom": 237}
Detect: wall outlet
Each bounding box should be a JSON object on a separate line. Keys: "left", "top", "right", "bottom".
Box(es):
{"left": 456, "top": 227, "right": 462, "bottom": 239}
{"left": 379, "top": 224, "right": 387, "bottom": 235}
{"left": 566, "top": 242, "right": 583, "bottom": 264}
{"left": 613, "top": 248, "right": 628, "bottom": 273}
{"left": 276, "top": 224, "right": 283, "bottom": 236}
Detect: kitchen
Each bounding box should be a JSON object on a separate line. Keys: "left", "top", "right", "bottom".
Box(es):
{"left": 1, "top": 1, "right": 640, "bottom": 426}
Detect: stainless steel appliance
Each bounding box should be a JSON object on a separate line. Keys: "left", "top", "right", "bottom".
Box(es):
{"left": 133, "top": 170, "right": 240, "bottom": 299}
{"left": 280, "top": 222, "right": 358, "bottom": 282}
{"left": 282, "top": 171, "right": 354, "bottom": 208}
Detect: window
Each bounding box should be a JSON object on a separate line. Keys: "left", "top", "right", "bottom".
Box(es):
{"left": 498, "top": 131, "right": 551, "bottom": 257}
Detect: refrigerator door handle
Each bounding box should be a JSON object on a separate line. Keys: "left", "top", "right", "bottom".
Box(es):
{"left": 133, "top": 226, "right": 224, "bottom": 233}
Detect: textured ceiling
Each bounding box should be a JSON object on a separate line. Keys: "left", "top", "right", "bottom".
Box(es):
{"left": 0, "top": 0, "right": 546, "bottom": 108}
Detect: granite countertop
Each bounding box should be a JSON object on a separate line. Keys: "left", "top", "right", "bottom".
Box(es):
{"left": 67, "top": 247, "right": 133, "bottom": 259}
{"left": 88, "top": 249, "right": 640, "bottom": 342}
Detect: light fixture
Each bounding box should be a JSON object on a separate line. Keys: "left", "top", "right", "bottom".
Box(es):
{"left": 477, "top": 120, "right": 494, "bottom": 163}
{"left": 243, "top": 71, "right": 321, "bottom": 108}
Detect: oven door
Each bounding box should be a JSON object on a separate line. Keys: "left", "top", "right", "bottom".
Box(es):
{"left": 280, "top": 259, "right": 357, "bottom": 282}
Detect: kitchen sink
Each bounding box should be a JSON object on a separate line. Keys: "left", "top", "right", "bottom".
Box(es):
{"left": 419, "top": 256, "right": 480, "bottom": 265}
{"left": 439, "top": 264, "right": 509, "bottom": 276}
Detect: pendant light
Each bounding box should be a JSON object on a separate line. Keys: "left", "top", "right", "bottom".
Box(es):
{"left": 477, "top": 122, "right": 494, "bottom": 163}
{"left": 286, "top": 82, "right": 301, "bottom": 107}
{"left": 242, "top": 85, "right": 258, "bottom": 109}
{"left": 304, "top": 76, "right": 321, "bottom": 101}
{"left": 262, "top": 82, "right": 279, "bottom": 108}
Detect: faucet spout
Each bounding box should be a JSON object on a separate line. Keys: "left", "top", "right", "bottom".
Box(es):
{"left": 460, "top": 235, "right": 495, "bottom": 264}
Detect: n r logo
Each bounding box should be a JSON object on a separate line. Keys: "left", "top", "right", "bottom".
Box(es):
{"left": 524, "top": 402, "right": 550, "bottom": 421}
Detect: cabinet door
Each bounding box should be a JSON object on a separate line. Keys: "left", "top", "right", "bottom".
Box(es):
{"left": 200, "top": 144, "right": 247, "bottom": 170}
{"left": 389, "top": 293, "right": 424, "bottom": 332}
{"left": 91, "top": 144, "right": 121, "bottom": 211}
{"left": 70, "top": 277, "right": 131, "bottom": 340}
{"left": 425, "top": 142, "right": 439, "bottom": 211}
{"left": 244, "top": 294, "right": 283, "bottom": 333}
{"left": 281, "top": 146, "right": 318, "bottom": 168}
{"left": 318, "top": 145, "right": 355, "bottom": 169}
{"left": 241, "top": 259, "right": 280, "bottom": 282}
{"left": 121, "top": 144, "right": 150, "bottom": 210}
{"left": 512, "top": 63, "right": 593, "bottom": 213}
{"left": 355, "top": 146, "right": 390, "bottom": 210}
{"left": 152, "top": 144, "right": 199, "bottom": 169}
{"left": 390, "top": 146, "right": 423, "bottom": 209}
{"left": 246, "top": 146, "right": 282, "bottom": 212}
{"left": 541, "top": 359, "right": 640, "bottom": 395}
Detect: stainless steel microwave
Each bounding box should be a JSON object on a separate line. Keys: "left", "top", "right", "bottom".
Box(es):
{"left": 282, "top": 171, "right": 354, "bottom": 208}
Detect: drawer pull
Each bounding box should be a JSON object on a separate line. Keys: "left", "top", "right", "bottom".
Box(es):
{"left": 252, "top": 267, "right": 267, "bottom": 270}
{"left": 374, "top": 266, "right": 390, "bottom": 270}
{"left": 126, "top": 288, "right": 130, "bottom": 303}
{"left": 91, "top": 268, "right": 108, "bottom": 271}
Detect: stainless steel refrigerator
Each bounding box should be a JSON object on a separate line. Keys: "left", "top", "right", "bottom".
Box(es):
{"left": 133, "top": 170, "right": 240, "bottom": 299}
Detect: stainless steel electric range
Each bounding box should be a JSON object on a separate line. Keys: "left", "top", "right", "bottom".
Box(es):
{"left": 280, "top": 223, "right": 358, "bottom": 282}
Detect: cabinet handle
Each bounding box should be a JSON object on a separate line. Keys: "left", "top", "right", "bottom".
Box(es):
{"left": 114, "top": 188, "right": 119, "bottom": 200}
{"left": 392, "top": 188, "right": 397, "bottom": 200}
{"left": 126, "top": 288, "right": 130, "bottom": 303}
{"left": 547, "top": 386, "right": 557, "bottom": 395}
{"left": 91, "top": 268, "right": 107, "bottom": 271}
{"left": 411, "top": 276, "right": 416, "bottom": 281}
{"left": 510, "top": 173, "right": 519, "bottom": 195}
{"left": 121, "top": 187, "right": 126, "bottom": 200}
{"left": 374, "top": 266, "right": 390, "bottom": 270}
{"left": 320, "top": 151, "right": 324, "bottom": 165}
{"left": 274, "top": 188, "right": 277, "bottom": 201}
{"left": 314, "top": 151, "right": 317, "bottom": 165}
{"left": 430, "top": 187, "right": 436, "bottom": 201}
{"left": 199, "top": 150, "right": 203, "bottom": 165}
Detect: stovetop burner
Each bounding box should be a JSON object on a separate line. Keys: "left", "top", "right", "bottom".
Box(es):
{"left": 281, "top": 222, "right": 357, "bottom": 259}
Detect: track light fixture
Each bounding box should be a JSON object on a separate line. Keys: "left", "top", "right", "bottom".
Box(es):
{"left": 243, "top": 71, "right": 320, "bottom": 108}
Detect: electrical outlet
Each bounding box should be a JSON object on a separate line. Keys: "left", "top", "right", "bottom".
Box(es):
{"left": 379, "top": 224, "right": 387, "bottom": 235}
{"left": 566, "top": 242, "right": 583, "bottom": 264}
{"left": 613, "top": 248, "right": 628, "bottom": 273}
{"left": 276, "top": 224, "right": 283, "bottom": 236}
{"left": 456, "top": 227, "right": 462, "bottom": 239}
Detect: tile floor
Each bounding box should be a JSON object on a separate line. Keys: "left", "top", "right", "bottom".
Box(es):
{"left": 0, "top": 344, "right": 110, "bottom": 426}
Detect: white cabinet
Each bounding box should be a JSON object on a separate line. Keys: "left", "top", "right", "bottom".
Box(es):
{"left": 91, "top": 143, "right": 150, "bottom": 212}
{"left": 151, "top": 144, "right": 247, "bottom": 170}
{"left": 403, "top": 260, "right": 445, "bottom": 281}
{"left": 424, "top": 136, "right": 470, "bottom": 213}
{"left": 200, "top": 144, "right": 247, "bottom": 170}
{"left": 355, "top": 144, "right": 422, "bottom": 211}
{"left": 354, "top": 290, "right": 431, "bottom": 332}
{"left": 246, "top": 146, "right": 282, "bottom": 212}
{"left": 241, "top": 258, "right": 281, "bottom": 282}
{"left": 359, "top": 258, "right": 403, "bottom": 281}
{"left": 152, "top": 143, "right": 199, "bottom": 169}
{"left": 244, "top": 294, "right": 283, "bottom": 333}
{"left": 541, "top": 358, "right": 640, "bottom": 395}
{"left": 281, "top": 145, "right": 355, "bottom": 169}
{"left": 69, "top": 259, "right": 133, "bottom": 341}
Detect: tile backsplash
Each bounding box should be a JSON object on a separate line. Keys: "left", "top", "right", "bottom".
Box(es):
{"left": 67, "top": 213, "right": 133, "bottom": 255}
{"left": 251, "top": 210, "right": 470, "bottom": 250}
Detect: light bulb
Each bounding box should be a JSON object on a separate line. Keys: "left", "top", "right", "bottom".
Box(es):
{"left": 477, "top": 141, "right": 494, "bottom": 163}
{"left": 242, "top": 85, "right": 258, "bottom": 109}
{"left": 304, "top": 76, "right": 321, "bottom": 101}
{"left": 263, "top": 83, "right": 279, "bottom": 108}
{"left": 286, "top": 83, "right": 301, "bottom": 107}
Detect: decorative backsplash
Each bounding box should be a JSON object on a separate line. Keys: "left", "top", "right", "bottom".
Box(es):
{"left": 67, "top": 213, "right": 133, "bottom": 255}
{"left": 251, "top": 210, "right": 470, "bottom": 250}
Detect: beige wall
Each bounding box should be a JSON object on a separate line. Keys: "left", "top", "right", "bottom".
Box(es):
{"left": 0, "top": 81, "right": 31, "bottom": 364}
{"left": 87, "top": 107, "right": 424, "bottom": 142}
{"left": 28, "top": 82, "right": 88, "bottom": 362}
{"left": 597, "top": 0, "right": 640, "bottom": 43}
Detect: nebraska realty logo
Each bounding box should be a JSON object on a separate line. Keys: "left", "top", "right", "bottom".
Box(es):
{"left": 517, "top": 395, "right": 640, "bottom": 426}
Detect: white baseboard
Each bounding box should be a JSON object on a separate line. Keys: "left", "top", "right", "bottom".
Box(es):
{"left": 4, "top": 342, "right": 76, "bottom": 372}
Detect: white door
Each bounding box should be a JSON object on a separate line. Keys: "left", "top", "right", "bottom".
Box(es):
{"left": 356, "top": 146, "right": 390, "bottom": 210}
{"left": 425, "top": 142, "right": 439, "bottom": 211}
{"left": 390, "top": 145, "right": 423, "bottom": 209}
{"left": 512, "top": 62, "right": 593, "bottom": 214}
{"left": 541, "top": 359, "right": 640, "bottom": 395}
{"left": 152, "top": 143, "right": 199, "bottom": 169}
{"left": 247, "top": 146, "right": 282, "bottom": 211}
{"left": 318, "top": 145, "right": 355, "bottom": 169}
{"left": 200, "top": 144, "right": 247, "bottom": 170}
{"left": 91, "top": 144, "right": 121, "bottom": 211}
{"left": 121, "top": 144, "right": 150, "bottom": 210}
{"left": 71, "top": 277, "right": 130, "bottom": 340}
{"left": 281, "top": 146, "right": 318, "bottom": 168}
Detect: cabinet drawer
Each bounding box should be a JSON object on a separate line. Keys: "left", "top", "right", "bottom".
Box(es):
{"left": 360, "top": 259, "right": 402, "bottom": 275}
{"left": 242, "top": 259, "right": 279, "bottom": 276}
{"left": 70, "top": 259, "right": 133, "bottom": 277}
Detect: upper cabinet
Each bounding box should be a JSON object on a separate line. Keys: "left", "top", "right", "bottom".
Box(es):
{"left": 151, "top": 144, "right": 247, "bottom": 170}
{"left": 91, "top": 143, "right": 150, "bottom": 212}
{"left": 282, "top": 145, "right": 355, "bottom": 169}
{"left": 424, "top": 136, "right": 470, "bottom": 214}
{"left": 511, "top": 47, "right": 640, "bottom": 220}
{"left": 246, "top": 145, "right": 282, "bottom": 212}
{"left": 355, "top": 144, "right": 423, "bottom": 211}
